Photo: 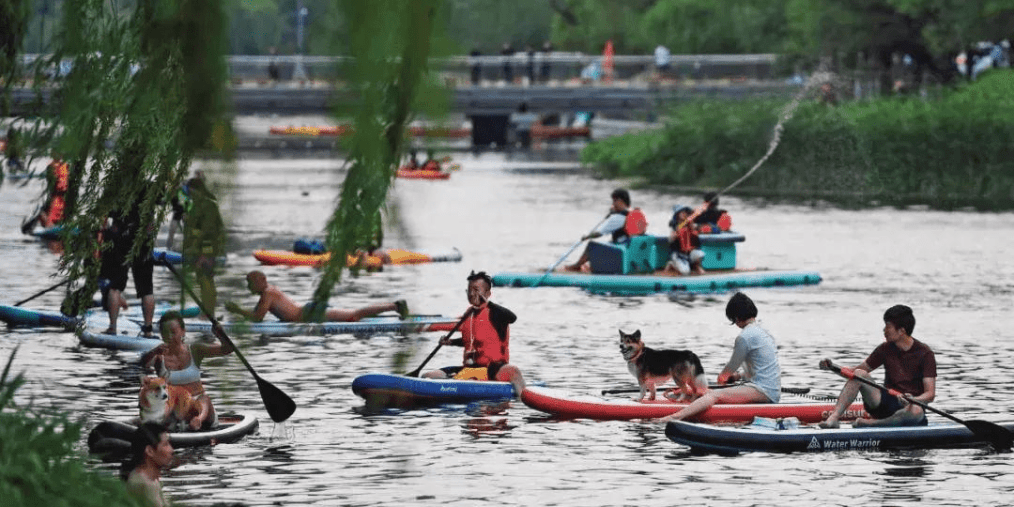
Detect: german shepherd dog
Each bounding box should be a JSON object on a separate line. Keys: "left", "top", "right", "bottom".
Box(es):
{"left": 619, "top": 329, "right": 708, "bottom": 402}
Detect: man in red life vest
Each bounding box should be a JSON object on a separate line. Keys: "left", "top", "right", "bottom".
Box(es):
{"left": 22, "top": 158, "right": 70, "bottom": 233}
{"left": 564, "top": 188, "right": 641, "bottom": 272}
{"left": 666, "top": 204, "right": 705, "bottom": 275}
{"left": 423, "top": 271, "right": 526, "bottom": 396}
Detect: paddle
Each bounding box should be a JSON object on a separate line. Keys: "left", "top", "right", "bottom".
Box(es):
{"left": 14, "top": 279, "right": 69, "bottom": 307}
{"left": 531, "top": 214, "right": 611, "bottom": 287}
{"left": 600, "top": 385, "right": 811, "bottom": 396}
{"left": 404, "top": 306, "right": 475, "bottom": 377}
{"left": 163, "top": 262, "right": 296, "bottom": 423}
{"left": 821, "top": 359, "right": 1012, "bottom": 452}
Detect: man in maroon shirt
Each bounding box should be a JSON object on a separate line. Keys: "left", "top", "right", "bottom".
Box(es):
{"left": 819, "top": 304, "right": 937, "bottom": 428}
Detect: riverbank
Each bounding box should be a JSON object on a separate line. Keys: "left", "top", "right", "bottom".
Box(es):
{"left": 582, "top": 70, "right": 1014, "bottom": 210}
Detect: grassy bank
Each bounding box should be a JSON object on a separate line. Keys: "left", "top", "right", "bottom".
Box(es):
{"left": 583, "top": 70, "right": 1014, "bottom": 209}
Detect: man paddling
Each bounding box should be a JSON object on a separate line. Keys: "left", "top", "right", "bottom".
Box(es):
{"left": 225, "top": 270, "right": 409, "bottom": 323}
{"left": 564, "top": 188, "right": 638, "bottom": 272}
{"left": 423, "top": 271, "right": 526, "bottom": 396}
{"left": 819, "top": 304, "right": 936, "bottom": 428}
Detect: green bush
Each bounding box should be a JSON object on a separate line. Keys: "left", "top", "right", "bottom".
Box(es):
{"left": 583, "top": 70, "right": 1014, "bottom": 209}
{"left": 0, "top": 350, "right": 147, "bottom": 507}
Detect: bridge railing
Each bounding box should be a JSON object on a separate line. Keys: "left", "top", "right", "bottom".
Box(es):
{"left": 12, "top": 53, "right": 780, "bottom": 85}
{"left": 226, "top": 53, "right": 780, "bottom": 84}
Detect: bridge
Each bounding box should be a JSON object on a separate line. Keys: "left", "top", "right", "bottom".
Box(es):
{"left": 9, "top": 54, "right": 799, "bottom": 147}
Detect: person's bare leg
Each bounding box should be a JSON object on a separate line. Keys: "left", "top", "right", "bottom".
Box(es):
{"left": 104, "top": 288, "right": 124, "bottom": 334}
{"left": 325, "top": 302, "right": 398, "bottom": 322}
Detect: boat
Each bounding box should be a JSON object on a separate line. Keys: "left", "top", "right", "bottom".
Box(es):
{"left": 183, "top": 315, "right": 459, "bottom": 337}
{"left": 151, "top": 248, "right": 226, "bottom": 266}
{"left": 665, "top": 419, "right": 1014, "bottom": 454}
{"left": 493, "top": 232, "right": 821, "bottom": 294}
{"left": 252, "top": 247, "right": 462, "bottom": 268}
{"left": 352, "top": 372, "right": 516, "bottom": 409}
{"left": 395, "top": 168, "right": 451, "bottom": 180}
{"left": 87, "top": 413, "right": 258, "bottom": 456}
{"left": 521, "top": 386, "right": 866, "bottom": 423}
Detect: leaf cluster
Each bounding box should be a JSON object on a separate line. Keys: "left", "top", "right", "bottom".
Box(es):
{"left": 0, "top": 350, "right": 147, "bottom": 507}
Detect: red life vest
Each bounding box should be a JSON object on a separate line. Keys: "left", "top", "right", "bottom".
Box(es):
{"left": 673, "top": 225, "right": 700, "bottom": 253}
{"left": 623, "top": 207, "right": 648, "bottom": 237}
{"left": 461, "top": 305, "right": 509, "bottom": 366}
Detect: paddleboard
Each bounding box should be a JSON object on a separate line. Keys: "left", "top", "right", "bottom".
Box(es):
{"left": 183, "top": 315, "right": 459, "bottom": 336}
{"left": 492, "top": 269, "right": 822, "bottom": 294}
{"left": 522, "top": 386, "right": 866, "bottom": 423}
{"left": 252, "top": 247, "right": 462, "bottom": 268}
{"left": 352, "top": 372, "right": 515, "bottom": 409}
{"left": 665, "top": 419, "right": 1014, "bottom": 454}
{"left": 88, "top": 413, "right": 258, "bottom": 456}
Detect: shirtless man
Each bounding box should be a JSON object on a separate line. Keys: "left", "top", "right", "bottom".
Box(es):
{"left": 224, "top": 270, "right": 409, "bottom": 323}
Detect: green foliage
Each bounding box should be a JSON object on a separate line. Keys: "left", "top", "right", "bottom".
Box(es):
{"left": 550, "top": 0, "right": 789, "bottom": 54}
{"left": 308, "top": 0, "right": 446, "bottom": 315}
{"left": 15, "top": 0, "right": 234, "bottom": 315}
{"left": 0, "top": 350, "right": 146, "bottom": 507}
{"left": 582, "top": 70, "right": 1014, "bottom": 208}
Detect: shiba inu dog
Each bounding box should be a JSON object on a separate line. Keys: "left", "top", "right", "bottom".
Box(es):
{"left": 138, "top": 374, "right": 202, "bottom": 431}
{"left": 619, "top": 329, "right": 707, "bottom": 402}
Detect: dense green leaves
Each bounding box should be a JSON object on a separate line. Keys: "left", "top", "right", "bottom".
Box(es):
{"left": 0, "top": 350, "right": 147, "bottom": 507}
{"left": 583, "top": 70, "right": 1014, "bottom": 209}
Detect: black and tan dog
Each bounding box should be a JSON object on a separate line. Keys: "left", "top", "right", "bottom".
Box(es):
{"left": 619, "top": 329, "right": 708, "bottom": 401}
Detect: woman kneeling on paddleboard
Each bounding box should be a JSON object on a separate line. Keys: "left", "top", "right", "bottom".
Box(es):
{"left": 141, "top": 311, "right": 235, "bottom": 430}
{"left": 656, "top": 292, "right": 781, "bottom": 423}
{"left": 423, "top": 271, "right": 526, "bottom": 395}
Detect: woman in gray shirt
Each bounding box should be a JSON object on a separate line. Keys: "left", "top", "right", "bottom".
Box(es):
{"left": 657, "top": 292, "right": 782, "bottom": 422}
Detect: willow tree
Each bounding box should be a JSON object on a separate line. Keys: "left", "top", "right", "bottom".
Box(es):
{"left": 18, "top": 0, "right": 233, "bottom": 314}
{"left": 308, "top": 0, "right": 445, "bottom": 321}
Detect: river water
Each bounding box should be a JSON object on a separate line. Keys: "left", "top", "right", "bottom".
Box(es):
{"left": 2, "top": 150, "right": 1013, "bottom": 506}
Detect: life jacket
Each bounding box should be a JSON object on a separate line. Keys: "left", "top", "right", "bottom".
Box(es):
{"left": 671, "top": 225, "right": 700, "bottom": 253}
{"left": 422, "top": 160, "right": 440, "bottom": 172}
{"left": 623, "top": 207, "right": 648, "bottom": 237}
{"left": 460, "top": 305, "right": 509, "bottom": 367}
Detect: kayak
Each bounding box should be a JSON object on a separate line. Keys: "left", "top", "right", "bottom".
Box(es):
{"left": 492, "top": 269, "right": 823, "bottom": 294}
{"left": 352, "top": 372, "right": 515, "bottom": 409}
{"left": 665, "top": 419, "right": 1014, "bottom": 454}
{"left": 87, "top": 413, "right": 258, "bottom": 456}
{"left": 252, "top": 247, "right": 462, "bottom": 268}
{"left": 396, "top": 168, "right": 451, "bottom": 180}
{"left": 2, "top": 303, "right": 200, "bottom": 330}
{"left": 183, "top": 315, "right": 459, "bottom": 336}
{"left": 521, "top": 386, "right": 866, "bottom": 423}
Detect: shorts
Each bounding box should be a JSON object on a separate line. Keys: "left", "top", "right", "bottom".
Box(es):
{"left": 301, "top": 301, "right": 329, "bottom": 322}
{"left": 99, "top": 239, "right": 154, "bottom": 297}
{"left": 670, "top": 249, "right": 705, "bottom": 275}
{"left": 439, "top": 361, "right": 506, "bottom": 380}
{"left": 865, "top": 393, "right": 929, "bottom": 425}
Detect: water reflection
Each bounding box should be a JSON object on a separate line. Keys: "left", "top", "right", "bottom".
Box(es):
{"left": 4, "top": 152, "right": 1014, "bottom": 506}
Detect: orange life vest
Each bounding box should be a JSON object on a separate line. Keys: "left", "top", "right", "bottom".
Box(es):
{"left": 461, "top": 305, "right": 509, "bottom": 367}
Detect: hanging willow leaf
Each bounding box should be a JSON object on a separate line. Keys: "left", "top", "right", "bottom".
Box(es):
{"left": 17, "top": 0, "right": 234, "bottom": 315}
{"left": 308, "top": 0, "right": 447, "bottom": 318}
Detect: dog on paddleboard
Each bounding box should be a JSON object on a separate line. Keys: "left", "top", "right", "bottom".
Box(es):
{"left": 619, "top": 329, "right": 707, "bottom": 402}
{"left": 138, "top": 373, "right": 203, "bottom": 431}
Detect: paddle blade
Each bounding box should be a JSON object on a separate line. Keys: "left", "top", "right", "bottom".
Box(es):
{"left": 255, "top": 374, "right": 296, "bottom": 423}
{"left": 964, "top": 420, "right": 1014, "bottom": 452}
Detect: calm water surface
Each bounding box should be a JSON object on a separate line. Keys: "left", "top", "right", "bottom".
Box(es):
{"left": 2, "top": 152, "right": 1013, "bottom": 506}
